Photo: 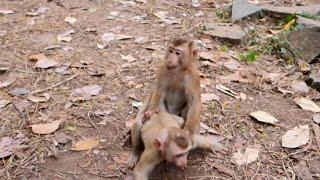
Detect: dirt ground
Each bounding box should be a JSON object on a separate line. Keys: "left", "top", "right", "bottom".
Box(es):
{"left": 1, "top": 0, "right": 320, "bottom": 179}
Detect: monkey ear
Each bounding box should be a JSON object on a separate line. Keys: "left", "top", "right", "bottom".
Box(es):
{"left": 153, "top": 138, "right": 163, "bottom": 149}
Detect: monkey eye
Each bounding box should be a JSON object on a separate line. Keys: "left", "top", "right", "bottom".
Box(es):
{"left": 175, "top": 51, "right": 181, "bottom": 55}
{"left": 175, "top": 153, "right": 186, "bottom": 158}
{"left": 169, "top": 49, "right": 173, "bottom": 53}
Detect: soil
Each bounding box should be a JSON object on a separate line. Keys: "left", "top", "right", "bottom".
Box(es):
{"left": 1, "top": 0, "right": 320, "bottom": 179}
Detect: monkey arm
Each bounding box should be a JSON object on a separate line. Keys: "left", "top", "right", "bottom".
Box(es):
{"left": 184, "top": 74, "right": 201, "bottom": 134}
{"left": 133, "top": 150, "right": 162, "bottom": 180}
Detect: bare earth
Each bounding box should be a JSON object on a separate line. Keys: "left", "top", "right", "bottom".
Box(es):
{"left": 1, "top": 0, "right": 320, "bottom": 179}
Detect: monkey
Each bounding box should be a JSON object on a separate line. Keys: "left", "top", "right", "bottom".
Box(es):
{"left": 144, "top": 36, "right": 201, "bottom": 134}
{"left": 129, "top": 111, "right": 220, "bottom": 180}
{"left": 128, "top": 36, "right": 201, "bottom": 168}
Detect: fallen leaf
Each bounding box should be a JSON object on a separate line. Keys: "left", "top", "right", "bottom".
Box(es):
{"left": 57, "top": 35, "right": 72, "bottom": 42}
{"left": 282, "top": 125, "right": 309, "bottom": 148}
{"left": 294, "top": 98, "right": 320, "bottom": 113}
{"left": 199, "top": 51, "right": 214, "bottom": 61}
{"left": 313, "top": 114, "right": 320, "bottom": 124}
{"left": 250, "top": 111, "right": 279, "bottom": 125}
{"left": 216, "top": 84, "right": 238, "bottom": 98}
{"left": 26, "top": 7, "right": 48, "bottom": 16}
{"left": 200, "top": 122, "right": 220, "bottom": 134}
{"left": 94, "top": 110, "right": 112, "bottom": 116}
{"left": 0, "top": 100, "right": 11, "bottom": 108}
{"left": 134, "top": 37, "right": 147, "bottom": 44}
{"left": 65, "top": 17, "right": 77, "bottom": 24}
{"left": 112, "top": 152, "right": 129, "bottom": 164}
{"left": 0, "top": 79, "right": 15, "bottom": 88}
{"left": 121, "top": 54, "right": 136, "bottom": 62}
{"left": 290, "top": 81, "right": 309, "bottom": 94}
{"left": 9, "top": 88, "right": 29, "bottom": 96}
{"left": 72, "top": 85, "right": 102, "bottom": 96}
{"left": 277, "top": 87, "right": 294, "bottom": 95}
{"left": 0, "top": 134, "right": 27, "bottom": 158}
{"left": 29, "top": 54, "right": 57, "bottom": 69}
{"left": 153, "top": 11, "right": 168, "bottom": 20}
{"left": 54, "top": 132, "right": 71, "bottom": 144}
{"left": 0, "top": 9, "right": 14, "bottom": 15}
{"left": 239, "top": 92, "right": 246, "bottom": 102}
{"left": 31, "top": 120, "right": 61, "bottom": 135}
{"left": 232, "top": 147, "right": 259, "bottom": 165}
{"left": 101, "top": 33, "right": 116, "bottom": 42}
{"left": 14, "top": 100, "right": 32, "bottom": 112}
{"left": 132, "top": 101, "right": 142, "bottom": 108}
{"left": 71, "top": 139, "right": 100, "bottom": 151}
{"left": 283, "top": 19, "right": 296, "bottom": 31}
{"left": 27, "top": 93, "right": 50, "bottom": 103}
{"left": 223, "top": 60, "right": 240, "bottom": 71}
{"left": 201, "top": 93, "right": 220, "bottom": 104}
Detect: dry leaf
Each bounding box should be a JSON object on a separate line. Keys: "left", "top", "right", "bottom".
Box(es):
{"left": 31, "top": 120, "right": 61, "bottom": 134}
{"left": 294, "top": 98, "right": 320, "bottom": 113}
{"left": 0, "top": 100, "right": 11, "bottom": 108}
{"left": 132, "top": 101, "right": 142, "bottom": 108}
{"left": 29, "top": 54, "right": 57, "bottom": 69}
{"left": 313, "top": 114, "right": 320, "bottom": 124}
{"left": 201, "top": 93, "right": 220, "bottom": 104}
{"left": 232, "top": 147, "right": 259, "bottom": 165}
{"left": 153, "top": 11, "right": 168, "bottom": 20}
{"left": 121, "top": 54, "right": 136, "bottom": 62}
{"left": 27, "top": 93, "right": 50, "bottom": 103}
{"left": 65, "top": 17, "right": 77, "bottom": 24}
{"left": 72, "top": 85, "right": 102, "bottom": 96}
{"left": 283, "top": 19, "right": 296, "bottom": 31}
{"left": 71, "top": 139, "right": 100, "bottom": 151}
{"left": 216, "top": 84, "right": 238, "bottom": 98}
{"left": 0, "top": 79, "right": 15, "bottom": 89}
{"left": 239, "top": 92, "right": 246, "bottom": 102}
{"left": 223, "top": 60, "right": 240, "bottom": 71}
{"left": 57, "top": 35, "right": 72, "bottom": 42}
{"left": 282, "top": 125, "right": 309, "bottom": 148}
{"left": 10, "top": 88, "right": 29, "bottom": 96}
{"left": 199, "top": 51, "right": 214, "bottom": 61}
{"left": 0, "top": 134, "right": 27, "bottom": 158}
{"left": 250, "top": 111, "right": 279, "bottom": 125}
{"left": 0, "top": 9, "right": 14, "bottom": 15}
{"left": 112, "top": 152, "right": 130, "bottom": 164}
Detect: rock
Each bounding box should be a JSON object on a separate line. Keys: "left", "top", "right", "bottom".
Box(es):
{"left": 203, "top": 23, "right": 246, "bottom": 44}
{"left": 262, "top": 4, "right": 320, "bottom": 15}
{"left": 313, "top": 114, "right": 320, "bottom": 124}
{"left": 305, "top": 69, "right": 320, "bottom": 92}
{"left": 283, "top": 27, "right": 320, "bottom": 63}
{"left": 290, "top": 81, "right": 310, "bottom": 94}
{"left": 231, "top": 0, "right": 262, "bottom": 22}
{"left": 297, "top": 16, "right": 320, "bottom": 28}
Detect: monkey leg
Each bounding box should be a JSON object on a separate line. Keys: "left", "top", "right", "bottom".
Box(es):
{"left": 133, "top": 150, "right": 162, "bottom": 180}
{"left": 128, "top": 94, "right": 151, "bottom": 169}
{"left": 192, "top": 135, "right": 221, "bottom": 152}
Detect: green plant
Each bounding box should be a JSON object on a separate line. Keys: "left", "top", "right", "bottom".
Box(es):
{"left": 298, "top": 12, "right": 320, "bottom": 20}
{"left": 239, "top": 50, "right": 259, "bottom": 62}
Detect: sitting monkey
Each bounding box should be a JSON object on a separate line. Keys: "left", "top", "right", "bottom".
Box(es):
{"left": 130, "top": 111, "right": 220, "bottom": 180}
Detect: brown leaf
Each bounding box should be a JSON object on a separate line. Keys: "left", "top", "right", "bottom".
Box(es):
{"left": 29, "top": 54, "right": 57, "bottom": 69}
{"left": 71, "top": 139, "right": 100, "bottom": 151}
{"left": 232, "top": 147, "right": 259, "bottom": 165}
{"left": 0, "top": 134, "right": 27, "bottom": 158}
{"left": 31, "top": 120, "right": 61, "bottom": 134}
{"left": 282, "top": 125, "right": 309, "bottom": 148}
{"left": 0, "top": 100, "right": 11, "bottom": 108}
{"left": 27, "top": 93, "right": 51, "bottom": 103}
{"left": 72, "top": 85, "right": 102, "bottom": 96}
{"left": 0, "top": 79, "right": 15, "bottom": 89}
{"left": 294, "top": 98, "right": 320, "bottom": 113}
{"left": 112, "top": 151, "right": 130, "bottom": 164}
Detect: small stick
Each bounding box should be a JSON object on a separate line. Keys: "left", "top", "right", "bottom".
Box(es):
{"left": 30, "top": 74, "right": 79, "bottom": 95}
{"left": 312, "top": 124, "right": 320, "bottom": 151}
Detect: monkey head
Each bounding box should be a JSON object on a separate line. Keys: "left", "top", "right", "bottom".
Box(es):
{"left": 165, "top": 37, "right": 197, "bottom": 71}
{"left": 153, "top": 127, "right": 193, "bottom": 168}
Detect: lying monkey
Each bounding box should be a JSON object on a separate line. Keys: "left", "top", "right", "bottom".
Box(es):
{"left": 129, "top": 111, "right": 220, "bottom": 180}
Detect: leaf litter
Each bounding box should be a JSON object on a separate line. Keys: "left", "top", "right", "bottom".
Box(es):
{"left": 31, "top": 120, "right": 61, "bottom": 134}
{"left": 282, "top": 125, "right": 309, "bottom": 148}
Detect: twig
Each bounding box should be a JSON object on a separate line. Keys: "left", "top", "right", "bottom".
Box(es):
{"left": 30, "top": 74, "right": 79, "bottom": 95}
{"left": 207, "top": 161, "right": 236, "bottom": 178}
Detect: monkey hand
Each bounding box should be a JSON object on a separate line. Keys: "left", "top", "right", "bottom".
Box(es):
{"left": 127, "top": 152, "right": 139, "bottom": 169}
{"left": 142, "top": 109, "right": 159, "bottom": 123}
{"left": 210, "top": 143, "right": 227, "bottom": 155}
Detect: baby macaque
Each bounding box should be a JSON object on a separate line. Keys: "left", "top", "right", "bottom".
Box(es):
{"left": 130, "top": 112, "right": 219, "bottom": 180}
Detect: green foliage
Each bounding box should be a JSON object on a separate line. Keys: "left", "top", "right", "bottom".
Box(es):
{"left": 278, "top": 14, "right": 295, "bottom": 26}
{"left": 239, "top": 50, "right": 259, "bottom": 62}
{"left": 298, "top": 12, "right": 320, "bottom": 20}
{"left": 215, "top": 7, "right": 231, "bottom": 22}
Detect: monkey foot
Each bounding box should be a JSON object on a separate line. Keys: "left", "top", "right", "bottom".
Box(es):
{"left": 142, "top": 109, "right": 159, "bottom": 123}
{"left": 127, "top": 154, "right": 139, "bottom": 169}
